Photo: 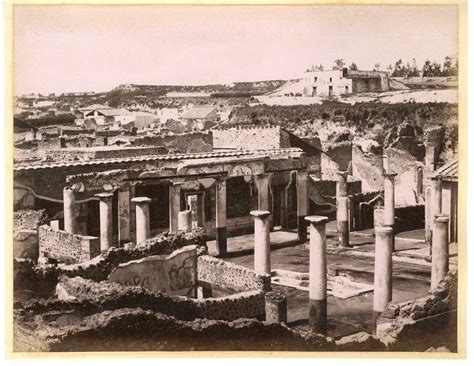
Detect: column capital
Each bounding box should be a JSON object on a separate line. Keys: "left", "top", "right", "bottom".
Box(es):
{"left": 383, "top": 173, "right": 397, "bottom": 180}
{"left": 131, "top": 196, "right": 151, "bottom": 204}
{"left": 95, "top": 192, "right": 113, "bottom": 200}
{"left": 297, "top": 170, "right": 309, "bottom": 179}
{"left": 305, "top": 215, "right": 329, "bottom": 225}
{"left": 335, "top": 170, "right": 348, "bottom": 181}
{"left": 434, "top": 214, "right": 449, "bottom": 223}
{"left": 250, "top": 210, "right": 271, "bottom": 218}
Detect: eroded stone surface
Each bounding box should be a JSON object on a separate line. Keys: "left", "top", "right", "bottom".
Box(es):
{"left": 108, "top": 245, "right": 197, "bottom": 297}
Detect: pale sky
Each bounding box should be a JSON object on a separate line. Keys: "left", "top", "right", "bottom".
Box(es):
{"left": 13, "top": 5, "right": 458, "bottom": 95}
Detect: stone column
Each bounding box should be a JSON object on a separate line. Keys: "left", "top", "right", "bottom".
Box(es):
{"left": 132, "top": 197, "right": 151, "bottom": 244}
{"left": 424, "top": 186, "right": 432, "bottom": 243}
{"left": 432, "top": 176, "right": 443, "bottom": 216}
{"left": 95, "top": 193, "right": 114, "bottom": 251}
{"left": 280, "top": 189, "right": 289, "bottom": 229}
{"left": 215, "top": 179, "right": 227, "bottom": 257}
{"left": 373, "top": 226, "right": 393, "bottom": 320}
{"left": 63, "top": 187, "right": 77, "bottom": 233}
{"left": 383, "top": 173, "right": 397, "bottom": 251}
{"left": 117, "top": 187, "right": 131, "bottom": 244}
{"left": 382, "top": 155, "right": 389, "bottom": 173}
{"left": 337, "top": 196, "right": 350, "bottom": 248}
{"left": 373, "top": 205, "right": 384, "bottom": 229}
{"left": 335, "top": 171, "right": 348, "bottom": 199}
{"left": 305, "top": 215, "right": 329, "bottom": 335}
{"left": 296, "top": 170, "right": 309, "bottom": 242}
{"left": 257, "top": 174, "right": 270, "bottom": 211}
{"left": 251, "top": 210, "right": 271, "bottom": 274}
{"left": 265, "top": 292, "right": 287, "bottom": 324}
{"left": 178, "top": 210, "right": 192, "bottom": 231}
{"left": 431, "top": 214, "right": 449, "bottom": 291}
{"left": 169, "top": 183, "right": 181, "bottom": 232}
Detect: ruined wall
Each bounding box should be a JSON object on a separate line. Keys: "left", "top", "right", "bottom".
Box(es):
{"left": 13, "top": 230, "right": 38, "bottom": 261}
{"left": 212, "top": 126, "right": 282, "bottom": 150}
{"left": 38, "top": 225, "right": 100, "bottom": 264}
{"left": 198, "top": 255, "right": 272, "bottom": 293}
{"left": 376, "top": 270, "right": 457, "bottom": 352}
{"left": 47, "top": 146, "right": 168, "bottom": 161}
{"left": 132, "top": 132, "right": 213, "bottom": 153}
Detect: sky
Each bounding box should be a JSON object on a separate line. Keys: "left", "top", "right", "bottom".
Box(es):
{"left": 13, "top": 5, "right": 458, "bottom": 95}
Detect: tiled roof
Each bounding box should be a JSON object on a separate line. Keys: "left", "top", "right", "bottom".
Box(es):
{"left": 13, "top": 148, "right": 303, "bottom": 172}
{"left": 432, "top": 160, "right": 458, "bottom": 181}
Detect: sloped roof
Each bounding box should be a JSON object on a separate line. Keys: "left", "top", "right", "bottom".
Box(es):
{"left": 181, "top": 106, "right": 217, "bottom": 119}
{"left": 433, "top": 160, "right": 458, "bottom": 181}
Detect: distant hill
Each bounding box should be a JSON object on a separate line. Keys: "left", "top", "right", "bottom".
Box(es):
{"left": 106, "top": 80, "right": 287, "bottom": 105}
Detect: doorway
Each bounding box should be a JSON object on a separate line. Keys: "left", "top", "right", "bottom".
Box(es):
{"left": 186, "top": 192, "right": 205, "bottom": 228}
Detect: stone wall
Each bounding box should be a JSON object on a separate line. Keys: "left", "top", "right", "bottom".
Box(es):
{"left": 13, "top": 209, "right": 48, "bottom": 230}
{"left": 212, "top": 126, "right": 282, "bottom": 150}
{"left": 38, "top": 225, "right": 100, "bottom": 264}
{"left": 13, "top": 230, "right": 38, "bottom": 261}
{"left": 376, "top": 270, "right": 457, "bottom": 352}
{"left": 132, "top": 132, "right": 213, "bottom": 153}
{"left": 198, "top": 255, "right": 271, "bottom": 293}
{"left": 47, "top": 146, "right": 169, "bottom": 161}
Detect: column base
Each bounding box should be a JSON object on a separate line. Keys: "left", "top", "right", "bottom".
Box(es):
{"left": 309, "top": 298, "right": 327, "bottom": 335}
{"left": 373, "top": 311, "right": 382, "bottom": 336}
{"left": 338, "top": 220, "right": 349, "bottom": 248}
{"left": 216, "top": 226, "right": 227, "bottom": 257}
{"left": 297, "top": 215, "right": 307, "bottom": 242}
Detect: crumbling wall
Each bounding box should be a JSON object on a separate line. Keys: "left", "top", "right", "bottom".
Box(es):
{"left": 14, "top": 259, "right": 60, "bottom": 301}
{"left": 212, "top": 126, "right": 282, "bottom": 150}
{"left": 13, "top": 230, "right": 39, "bottom": 261}
{"left": 14, "top": 308, "right": 335, "bottom": 352}
{"left": 13, "top": 209, "right": 48, "bottom": 230}
{"left": 38, "top": 225, "right": 100, "bottom": 264}
{"left": 132, "top": 132, "right": 213, "bottom": 153}
{"left": 324, "top": 141, "right": 353, "bottom": 172}
{"left": 198, "top": 255, "right": 271, "bottom": 293}
{"left": 376, "top": 270, "right": 457, "bottom": 352}
{"left": 58, "top": 229, "right": 207, "bottom": 281}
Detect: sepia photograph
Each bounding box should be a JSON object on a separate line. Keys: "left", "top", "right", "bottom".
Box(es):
{"left": 5, "top": 0, "right": 467, "bottom": 357}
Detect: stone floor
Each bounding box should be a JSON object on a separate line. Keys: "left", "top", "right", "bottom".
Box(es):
{"left": 207, "top": 220, "right": 458, "bottom": 339}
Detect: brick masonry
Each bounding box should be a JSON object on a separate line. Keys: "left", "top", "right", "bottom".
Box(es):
{"left": 38, "top": 225, "right": 100, "bottom": 264}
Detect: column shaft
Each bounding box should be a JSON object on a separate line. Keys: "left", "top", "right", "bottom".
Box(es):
{"left": 431, "top": 215, "right": 449, "bottom": 291}
{"left": 432, "top": 177, "right": 443, "bottom": 216}
{"left": 383, "top": 173, "right": 396, "bottom": 251}
{"left": 337, "top": 196, "right": 350, "bottom": 248}
{"left": 296, "top": 171, "right": 309, "bottom": 242}
{"left": 96, "top": 193, "right": 113, "bottom": 251}
{"left": 251, "top": 210, "right": 271, "bottom": 274}
{"left": 306, "top": 215, "right": 329, "bottom": 335}
{"left": 215, "top": 179, "right": 227, "bottom": 256}
{"left": 373, "top": 226, "right": 393, "bottom": 315}
{"left": 169, "top": 184, "right": 181, "bottom": 232}
{"left": 424, "top": 186, "right": 432, "bottom": 242}
{"left": 63, "top": 188, "right": 77, "bottom": 233}
{"left": 132, "top": 197, "right": 151, "bottom": 244}
{"left": 178, "top": 210, "right": 192, "bottom": 231}
{"left": 117, "top": 188, "right": 131, "bottom": 244}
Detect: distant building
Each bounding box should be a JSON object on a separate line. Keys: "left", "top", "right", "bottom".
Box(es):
{"left": 302, "top": 69, "right": 352, "bottom": 97}
{"left": 77, "top": 105, "right": 135, "bottom": 126}
{"left": 346, "top": 69, "right": 390, "bottom": 93}
{"left": 180, "top": 106, "right": 218, "bottom": 131}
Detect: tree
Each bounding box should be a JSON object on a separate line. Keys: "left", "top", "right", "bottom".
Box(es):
{"left": 349, "top": 62, "right": 358, "bottom": 70}
{"left": 333, "top": 59, "right": 345, "bottom": 70}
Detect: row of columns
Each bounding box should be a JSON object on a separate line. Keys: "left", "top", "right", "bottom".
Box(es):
{"left": 63, "top": 169, "right": 309, "bottom": 254}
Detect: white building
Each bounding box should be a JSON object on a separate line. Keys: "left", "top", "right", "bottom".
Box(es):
{"left": 302, "top": 69, "right": 352, "bottom": 97}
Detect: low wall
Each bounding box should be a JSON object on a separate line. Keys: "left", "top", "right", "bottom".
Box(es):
{"left": 198, "top": 255, "right": 271, "bottom": 293}
{"left": 38, "top": 225, "right": 100, "bottom": 265}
